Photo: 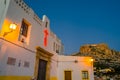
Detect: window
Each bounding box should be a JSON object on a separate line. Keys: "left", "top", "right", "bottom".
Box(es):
{"left": 64, "top": 71, "right": 72, "bottom": 80}
{"left": 4, "top": 0, "right": 6, "bottom": 5}
{"left": 7, "top": 57, "right": 16, "bottom": 66}
{"left": 20, "top": 19, "right": 29, "bottom": 37}
{"left": 24, "top": 61, "right": 30, "bottom": 68}
{"left": 19, "top": 19, "right": 31, "bottom": 44}
{"left": 57, "top": 45, "right": 60, "bottom": 53}
{"left": 45, "top": 22, "right": 48, "bottom": 28}
{"left": 55, "top": 43, "right": 57, "bottom": 53}
{"left": 53, "top": 42, "right": 55, "bottom": 51}
{"left": 82, "top": 71, "right": 89, "bottom": 80}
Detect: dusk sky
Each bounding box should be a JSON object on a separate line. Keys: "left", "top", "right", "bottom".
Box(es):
{"left": 24, "top": 0, "right": 120, "bottom": 55}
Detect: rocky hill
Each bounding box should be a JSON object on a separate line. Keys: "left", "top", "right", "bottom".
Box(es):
{"left": 73, "top": 43, "right": 120, "bottom": 73}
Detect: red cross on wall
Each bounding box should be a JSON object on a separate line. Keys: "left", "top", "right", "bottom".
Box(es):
{"left": 44, "top": 29, "right": 49, "bottom": 47}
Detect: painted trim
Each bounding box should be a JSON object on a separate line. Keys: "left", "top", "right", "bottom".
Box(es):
{"left": 0, "top": 76, "right": 31, "bottom": 80}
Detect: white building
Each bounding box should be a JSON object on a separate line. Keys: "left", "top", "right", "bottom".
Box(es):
{"left": 0, "top": 0, "right": 94, "bottom": 80}
{"left": 58, "top": 56, "right": 94, "bottom": 80}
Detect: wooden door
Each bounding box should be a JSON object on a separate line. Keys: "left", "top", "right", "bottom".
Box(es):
{"left": 37, "top": 59, "right": 47, "bottom": 80}
{"left": 64, "top": 71, "right": 72, "bottom": 80}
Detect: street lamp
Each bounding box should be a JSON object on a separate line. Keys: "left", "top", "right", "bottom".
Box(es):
{"left": 3, "top": 23, "right": 17, "bottom": 37}
{"left": 90, "top": 59, "right": 94, "bottom": 62}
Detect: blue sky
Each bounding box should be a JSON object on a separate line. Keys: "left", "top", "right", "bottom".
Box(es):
{"left": 24, "top": 0, "right": 120, "bottom": 55}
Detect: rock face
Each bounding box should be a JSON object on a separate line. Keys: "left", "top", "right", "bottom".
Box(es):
{"left": 75, "top": 43, "right": 119, "bottom": 61}
{"left": 73, "top": 43, "right": 120, "bottom": 69}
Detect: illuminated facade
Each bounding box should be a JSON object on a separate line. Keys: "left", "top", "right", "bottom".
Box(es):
{"left": 0, "top": 0, "right": 94, "bottom": 80}
{"left": 58, "top": 56, "right": 94, "bottom": 80}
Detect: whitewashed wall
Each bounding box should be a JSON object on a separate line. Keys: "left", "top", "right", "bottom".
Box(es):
{"left": 0, "top": 39, "right": 35, "bottom": 76}
{"left": 0, "top": 1, "right": 94, "bottom": 80}
{"left": 58, "top": 56, "right": 94, "bottom": 80}
{"left": 0, "top": 0, "right": 63, "bottom": 78}
{"left": 4, "top": 0, "right": 63, "bottom": 55}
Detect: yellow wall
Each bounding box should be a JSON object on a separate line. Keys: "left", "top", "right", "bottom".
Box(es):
{"left": 0, "top": 19, "right": 20, "bottom": 41}
{"left": 0, "top": 76, "right": 31, "bottom": 80}
{"left": 50, "top": 76, "right": 58, "bottom": 80}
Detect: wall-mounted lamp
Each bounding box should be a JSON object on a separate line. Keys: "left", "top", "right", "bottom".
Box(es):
{"left": 3, "top": 23, "right": 17, "bottom": 37}
{"left": 90, "top": 59, "right": 94, "bottom": 62}
{"left": 9, "top": 23, "right": 17, "bottom": 30}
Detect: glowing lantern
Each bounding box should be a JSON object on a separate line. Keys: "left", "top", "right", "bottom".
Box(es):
{"left": 3, "top": 23, "right": 17, "bottom": 37}
{"left": 90, "top": 59, "right": 94, "bottom": 62}
{"left": 9, "top": 23, "right": 17, "bottom": 30}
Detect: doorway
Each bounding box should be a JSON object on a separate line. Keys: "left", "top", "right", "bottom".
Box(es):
{"left": 34, "top": 47, "right": 53, "bottom": 80}
{"left": 64, "top": 71, "right": 72, "bottom": 80}
{"left": 37, "top": 59, "right": 47, "bottom": 80}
